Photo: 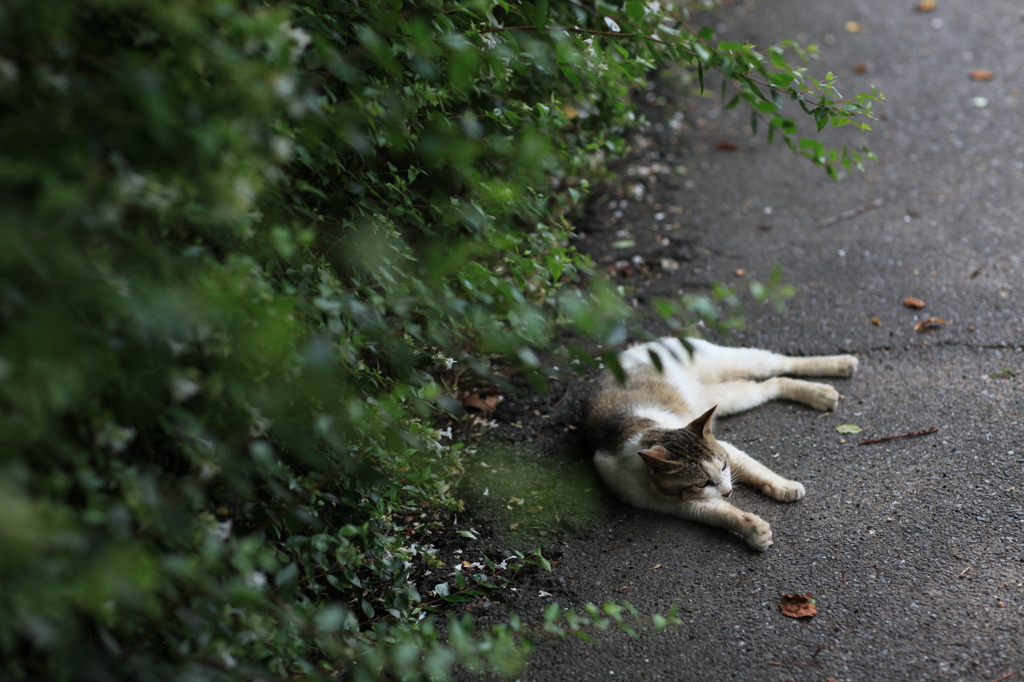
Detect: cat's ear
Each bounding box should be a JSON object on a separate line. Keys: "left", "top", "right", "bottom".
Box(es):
{"left": 638, "top": 445, "right": 675, "bottom": 473}
{"left": 686, "top": 405, "right": 717, "bottom": 439}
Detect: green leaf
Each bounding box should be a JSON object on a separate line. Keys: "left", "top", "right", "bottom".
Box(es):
{"left": 814, "top": 107, "right": 830, "bottom": 132}
{"left": 836, "top": 424, "right": 863, "bottom": 434}
{"left": 625, "top": 0, "right": 645, "bottom": 21}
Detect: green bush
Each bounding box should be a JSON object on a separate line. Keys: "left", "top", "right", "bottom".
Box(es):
{"left": 0, "top": 0, "right": 877, "bottom": 679}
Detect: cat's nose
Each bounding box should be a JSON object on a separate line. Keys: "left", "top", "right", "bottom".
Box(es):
{"left": 722, "top": 488, "right": 732, "bottom": 498}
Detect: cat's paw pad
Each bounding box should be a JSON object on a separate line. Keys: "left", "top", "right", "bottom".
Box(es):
{"left": 803, "top": 383, "right": 840, "bottom": 411}
{"left": 742, "top": 513, "right": 773, "bottom": 552}
{"left": 763, "top": 479, "right": 805, "bottom": 502}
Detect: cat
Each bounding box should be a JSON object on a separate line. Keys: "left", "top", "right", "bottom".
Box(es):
{"left": 584, "top": 337, "right": 858, "bottom": 551}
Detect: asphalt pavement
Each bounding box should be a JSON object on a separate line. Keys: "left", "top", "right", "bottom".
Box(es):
{"left": 464, "top": 1, "right": 1024, "bottom": 679}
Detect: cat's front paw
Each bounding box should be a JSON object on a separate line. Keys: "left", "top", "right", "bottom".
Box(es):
{"left": 762, "top": 479, "right": 805, "bottom": 502}
{"left": 742, "top": 512, "right": 773, "bottom": 552}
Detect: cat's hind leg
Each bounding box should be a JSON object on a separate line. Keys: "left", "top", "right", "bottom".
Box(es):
{"left": 686, "top": 338, "right": 858, "bottom": 381}
{"left": 778, "top": 354, "right": 858, "bottom": 378}
{"left": 703, "top": 376, "right": 840, "bottom": 416}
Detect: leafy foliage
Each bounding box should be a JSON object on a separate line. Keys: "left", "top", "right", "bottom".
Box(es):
{"left": 0, "top": 0, "right": 876, "bottom": 679}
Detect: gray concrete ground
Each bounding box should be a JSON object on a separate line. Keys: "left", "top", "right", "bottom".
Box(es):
{"left": 463, "top": 0, "right": 1024, "bottom": 679}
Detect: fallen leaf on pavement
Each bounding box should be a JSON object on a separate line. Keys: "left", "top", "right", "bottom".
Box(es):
{"left": 870, "top": 316, "right": 882, "bottom": 326}
{"left": 844, "top": 21, "right": 863, "bottom": 33}
{"left": 914, "top": 317, "right": 949, "bottom": 332}
{"left": 853, "top": 62, "right": 870, "bottom": 74}
{"left": 969, "top": 69, "right": 995, "bottom": 81}
{"left": 902, "top": 296, "right": 926, "bottom": 308}
{"left": 914, "top": 0, "right": 936, "bottom": 11}
{"left": 780, "top": 593, "right": 818, "bottom": 618}
{"left": 836, "top": 423, "right": 863, "bottom": 434}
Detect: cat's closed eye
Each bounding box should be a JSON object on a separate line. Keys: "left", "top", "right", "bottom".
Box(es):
{"left": 700, "top": 480, "right": 714, "bottom": 488}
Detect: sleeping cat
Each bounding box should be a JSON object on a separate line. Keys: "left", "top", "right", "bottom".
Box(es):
{"left": 584, "top": 337, "right": 858, "bottom": 551}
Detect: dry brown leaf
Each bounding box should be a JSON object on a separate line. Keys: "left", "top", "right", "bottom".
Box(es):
{"left": 844, "top": 21, "right": 863, "bottom": 33}
{"left": 461, "top": 393, "right": 502, "bottom": 412}
{"left": 734, "top": 268, "right": 747, "bottom": 276}
{"left": 902, "top": 296, "right": 926, "bottom": 309}
{"left": 913, "top": 317, "right": 949, "bottom": 332}
{"left": 870, "top": 316, "right": 882, "bottom": 327}
{"left": 914, "top": 0, "right": 937, "bottom": 11}
{"left": 853, "top": 62, "right": 870, "bottom": 74}
{"left": 779, "top": 592, "right": 819, "bottom": 618}
{"left": 970, "top": 69, "right": 995, "bottom": 81}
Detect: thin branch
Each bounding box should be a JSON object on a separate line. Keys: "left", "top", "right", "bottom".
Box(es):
{"left": 858, "top": 427, "right": 939, "bottom": 446}
{"left": 818, "top": 198, "right": 885, "bottom": 227}
{"left": 478, "top": 25, "right": 670, "bottom": 46}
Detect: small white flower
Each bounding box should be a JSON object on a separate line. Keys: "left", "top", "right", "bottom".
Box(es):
{"left": 94, "top": 421, "right": 137, "bottom": 453}
{"left": 169, "top": 374, "right": 201, "bottom": 402}
{"left": 270, "top": 73, "right": 296, "bottom": 99}
{"left": 246, "top": 571, "right": 268, "bottom": 588}
{"left": 603, "top": 16, "right": 621, "bottom": 32}
{"left": 216, "top": 648, "right": 237, "bottom": 670}
{"left": 270, "top": 135, "right": 294, "bottom": 163}
{"left": 249, "top": 408, "right": 271, "bottom": 438}
{"left": 116, "top": 171, "right": 148, "bottom": 198}
{"left": 232, "top": 176, "right": 256, "bottom": 211}
{"left": 284, "top": 24, "right": 312, "bottom": 60}
{"left": 438, "top": 426, "right": 453, "bottom": 440}
{"left": 211, "top": 520, "right": 232, "bottom": 542}
{"left": 198, "top": 461, "right": 220, "bottom": 482}
{"left": 0, "top": 58, "right": 19, "bottom": 83}
{"left": 433, "top": 352, "right": 457, "bottom": 370}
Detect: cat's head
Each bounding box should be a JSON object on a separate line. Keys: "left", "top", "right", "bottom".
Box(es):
{"left": 636, "top": 406, "right": 733, "bottom": 501}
